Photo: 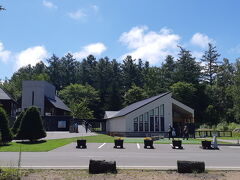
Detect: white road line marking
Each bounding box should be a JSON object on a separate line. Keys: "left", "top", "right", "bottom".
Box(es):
{"left": 137, "top": 143, "right": 140, "bottom": 149}
{"left": 98, "top": 143, "right": 106, "bottom": 149}
{"left": 228, "top": 146, "right": 240, "bottom": 148}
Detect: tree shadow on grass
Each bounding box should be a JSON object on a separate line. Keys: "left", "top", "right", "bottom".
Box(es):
{"left": 16, "top": 140, "right": 47, "bottom": 145}
{"left": 0, "top": 143, "right": 12, "bottom": 147}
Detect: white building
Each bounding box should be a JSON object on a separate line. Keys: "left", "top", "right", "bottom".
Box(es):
{"left": 104, "top": 92, "right": 194, "bottom": 137}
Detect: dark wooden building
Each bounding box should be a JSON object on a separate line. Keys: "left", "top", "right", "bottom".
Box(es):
{"left": 0, "top": 87, "right": 17, "bottom": 118}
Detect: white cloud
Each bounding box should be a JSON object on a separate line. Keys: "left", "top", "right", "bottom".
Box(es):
{"left": 119, "top": 26, "right": 180, "bottom": 64}
{"left": 68, "top": 9, "right": 87, "bottom": 20}
{"left": 192, "top": 51, "right": 203, "bottom": 60}
{"left": 15, "top": 46, "right": 48, "bottom": 69}
{"left": 190, "top": 33, "right": 214, "bottom": 49}
{"left": 42, "top": 0, "right": 57, "bottom": 9}
{"left": 0, "top": 42, "right": 11, "bottom": 63}
{"left": 91, "top": 5, "right": 99, "bottom": 12}
{"left": 73, "top": 43, "right": 107, "bottom": 59}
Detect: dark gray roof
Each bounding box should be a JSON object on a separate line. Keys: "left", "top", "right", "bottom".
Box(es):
{"left": 108, "top": 92, "right": 170, "bottom": 119}
{"left": 0, "top": 87, "right": 14, "bottom": 101}
{"left": 47, "top": 96, "right": 70, "bottom": 112}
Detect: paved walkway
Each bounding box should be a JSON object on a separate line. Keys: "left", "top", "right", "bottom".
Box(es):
{"left": 43, "top": 125, "right": 97, "bottom": 140}
{"left": 199, "top": 137, "right": 240, "bottom": 144}
{"left": 217, "top": 138, "right": 240, "bottom": 144}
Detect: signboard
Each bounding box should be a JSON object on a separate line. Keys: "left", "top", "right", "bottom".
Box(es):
{"left": 58, "top": 120, "right": 66, "bottom": 128}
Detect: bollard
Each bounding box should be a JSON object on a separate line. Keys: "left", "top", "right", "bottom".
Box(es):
{"left": 212, "top": 135, "right": 219, "bottom": 149}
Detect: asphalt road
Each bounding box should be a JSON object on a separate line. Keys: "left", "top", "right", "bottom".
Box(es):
{"left": 1, "top": 143, "right": 240, "bottom": 170}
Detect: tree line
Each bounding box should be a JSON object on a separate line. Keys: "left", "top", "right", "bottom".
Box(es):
{"left": 1, "top": 43, "right": 240, "bottom": 126}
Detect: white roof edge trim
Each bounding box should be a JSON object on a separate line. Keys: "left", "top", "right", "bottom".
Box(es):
{"left": 172, "top": 98, "right": 194, "bottom": 114}
{"left": 104, "top": 111, "right": 120, "bottom": 119}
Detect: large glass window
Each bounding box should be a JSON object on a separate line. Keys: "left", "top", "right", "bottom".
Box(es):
{"left": 160, "top": 104, "right": 165, "bottom": 131}
{"left": 134, "top": 117, "right": 138, "bottom": 132}
{"left": 139, "top": 115, "right": 143, "bottom": 131}
{"left": 144, "top": 112, "right": 149, "bottom": 131}
{"left": 149, "top": 109, "right": 154, "bottom": 131}
{"left": 155, "top": 107, "right": 159, "bottom": 131}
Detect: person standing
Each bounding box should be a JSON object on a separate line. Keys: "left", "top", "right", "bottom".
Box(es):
{"left": 172, "top": 127, "right": 176, "bottom": 140}
{"left": 74, "top": 122, "right": 78, "bottom": 133}
{"left": 183, "top": 125, "right": 189, "bottom": 140}
{"left": 85, "top": 122, "right": 89, "bottom": 133}
{"left": 168, "top": 124, "right": 173, "bottom": 140}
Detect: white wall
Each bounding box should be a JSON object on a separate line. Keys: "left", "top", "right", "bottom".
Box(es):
{"left": 106, "top": 116, "right": 126, "bottom": 132}
{"left": 125, "top": 93, "right": 172, "bottom": 132}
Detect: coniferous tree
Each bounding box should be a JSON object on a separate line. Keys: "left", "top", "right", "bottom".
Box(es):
{"left": 143, "top": 67, "right": 165, "bottom": 96}
{"left": 79, "top": 55, "right": 97, "bottom": 87}
{"left": 175, "top": 47, "right": 201, "bottom": 84}
{"left": 11, "top": 111, "right": 25, "bottom": 135}
{"left": 122, "top": 56, "right": 143, "bottom": 91}
{"left": 232, "top": 59, "right": 240, "bottom": 123}
{"left": 216, "top": 58, "right": 235, "bottom": 122}
{"left": 106, "top": 59, "right": 123, "bottom": 110}
{"left": 162, "top": 55, "right": 176, "bottom": 88}
{"left": 47, "top": 54, "right": 64, "bottom": 90}
{"left": 61, "top": 53, "right": 79, "bottom": 87}
{"left": 0, "top": 107, "right": 13, "bottom": 144}
{"left": 16, "top": 107, "right": 46, "bottom": 141}
{"left": 201, "top": 43, "right": 221, "bottom": 85}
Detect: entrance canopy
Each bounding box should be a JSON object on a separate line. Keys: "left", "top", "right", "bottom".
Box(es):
{"left": 172, "top": 98, "right": 194, "bottom": 123}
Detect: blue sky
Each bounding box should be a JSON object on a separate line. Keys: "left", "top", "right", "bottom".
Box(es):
{"left": 1, "top": 0, "right": 240, "bottom": 80}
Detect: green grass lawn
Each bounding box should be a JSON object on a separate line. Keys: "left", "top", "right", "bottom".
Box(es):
{"left": 0, "top": 134, "right": 232, "bottom": 152}
{"left": 0, "top": 134, "right": 115, "bottom": 152}
{"left": 215, "top": 136, "right": 240, "bottom": 140}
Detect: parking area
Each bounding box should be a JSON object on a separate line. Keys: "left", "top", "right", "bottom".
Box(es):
{"left": 51, "top": 142, "right": 240, "bottom": 153}
{"left": 1, "top": 143, "right": 240, "bottom": 169}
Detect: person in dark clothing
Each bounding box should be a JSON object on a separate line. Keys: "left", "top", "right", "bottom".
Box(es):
{"left": 183, "top": 125, "right": 189, "bottom": 140}
{"left": 85, "top": 122, "right": 89, "bottom": 133}
{"left": 168, "top": 124, "right": 173, "bottom": 140}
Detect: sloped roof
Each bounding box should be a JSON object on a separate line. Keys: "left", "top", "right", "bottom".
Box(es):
{"left": 0, "top": 87, "right": 14, "bottom": 101}
{"left": 46, "top": 96, "right": 70, "bottom": 112}
{"left": 105, "top": 111, "right": 120, "bottom": 119}
{"left": 106, "top": 92, "right": 170, "bottom": 119}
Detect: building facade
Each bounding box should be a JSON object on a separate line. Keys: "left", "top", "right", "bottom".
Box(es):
{"left": 22, "top": 80, "right": 70, "bottom": 116}
{"left": 0, "top": 87, "right": 17, "bottom": 118}
{"left": 21, "top": 81, "right": 71, "bottom": 131}
{"left": 104, "top": 92, "right": 194, "bottom": 137}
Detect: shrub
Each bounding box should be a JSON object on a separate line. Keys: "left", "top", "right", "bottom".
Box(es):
{"left": 11, "top": 111, "right": 25, "bottom": 136}
{"left": 228, "top": 122, "right": 240, "bottom": 131}
{"left": 0, "top": 107, "right": 13, "bottom": 144}
{"left": 0, "top": 167, "right": 21, "bottom": 180}
{"left": 216, "top": 122, "right": 228, "bottom": 131}
{"left": 16, "top": 107, "right": 46, "bottom": 141}
{"left": 199, "top": 124, "right": 212, "bottom": 130}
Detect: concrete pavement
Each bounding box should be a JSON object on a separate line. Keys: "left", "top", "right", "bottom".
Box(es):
{"left": 1, "top": 143, "right": 240, "bottom": 170}
{"left": 43, "top": 125, "right": 97, "bottom": 140}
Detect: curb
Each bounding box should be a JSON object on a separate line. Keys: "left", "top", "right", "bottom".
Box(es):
{"left": 2, "top": 166, "right": 240, "bottom": 170}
